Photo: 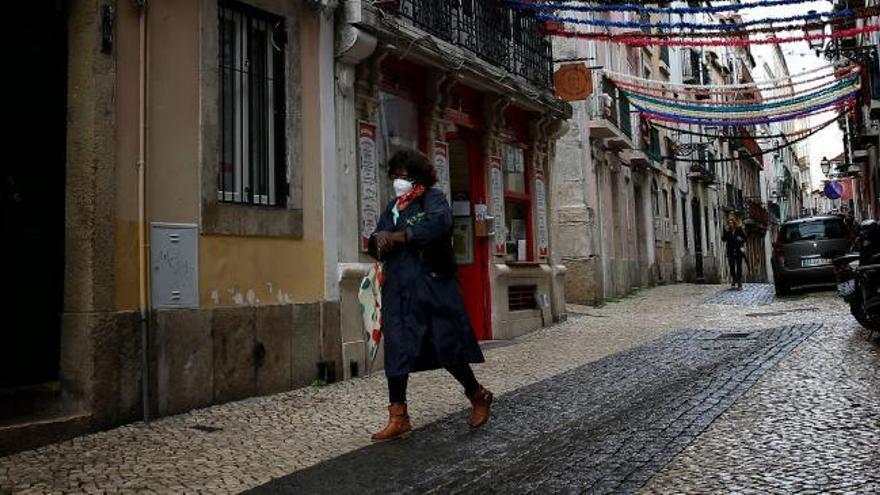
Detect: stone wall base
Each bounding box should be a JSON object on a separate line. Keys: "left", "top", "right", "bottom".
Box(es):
{"left": 0, "top": 302, "right": 339, "bottom": 455}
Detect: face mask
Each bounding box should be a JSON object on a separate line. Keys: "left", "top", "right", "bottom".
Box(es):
{"left": 393, "top": 178, "right": 414, "bottom": 198}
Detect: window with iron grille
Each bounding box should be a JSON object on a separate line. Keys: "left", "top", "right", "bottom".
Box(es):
{"left": 682, "top": 197, "right": 689, "bottom": 251}
{"left": 508, "top": 285, "right": 537, "bottom": 311}
{"left": 219, "top": 1, "right": 287, "bottom": 207}
{"left": 663, "top": 136, "right": 675, "bottom": 170}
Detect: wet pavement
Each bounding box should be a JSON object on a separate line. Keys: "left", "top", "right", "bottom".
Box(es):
{"left": 2, "top": 284, "right": 880, "bottom": 494}
{"left": 250, "top": 324, "right": 820, "bottom": 494}
{"left": 703, "top": 284, "right": 777, "bottom": 306}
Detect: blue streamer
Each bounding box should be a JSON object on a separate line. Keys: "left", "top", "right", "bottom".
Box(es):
{"left": 532, "top": 9, "right": 853, "bottom": 32}
{"left": 623, "top": 76, "right": 858, "bottom": 114}
{"left": 634, "top": 91, "right": 858, "bottom": 126}
{"left": 506, "top": 0, "right": 824, "bottom": 15}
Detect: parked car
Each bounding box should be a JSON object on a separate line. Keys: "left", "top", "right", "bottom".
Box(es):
{"left": 771, "top": 215, "right": 853, "bottom": 295}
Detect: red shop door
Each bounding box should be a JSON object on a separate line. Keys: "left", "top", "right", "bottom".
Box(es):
{"left": 448, "top": 134, "right": 492, "bottom": 341}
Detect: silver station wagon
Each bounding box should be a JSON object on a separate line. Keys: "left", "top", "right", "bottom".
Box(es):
{"left": 772, "top": 215, "right": 853, "bottom": 295}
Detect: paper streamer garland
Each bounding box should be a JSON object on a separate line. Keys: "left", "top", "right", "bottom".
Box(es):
{"left": 506, "top": 0, "right": 822, "bottom": 15}
{"left": 638, "top": 93, "right": 858, "bottom": 126}
{"left": 612, "top": 74, "right": 849, "bottom": 104}
{"left": 647, "top": 112, "right": 843, "bottom": 164}
{"left": 620, "top": 76, "right": 859, "bottom": 115}
{"left": 530, "top": 8, "right": 864, "bottom": 32}
{"left": 547, "top": 24, "right": 880, "bottom": 47}
{"left": 631, "top": 82, "right": 858, "bottom": 120}
{"left": 651, "top": 112, "right": 845, "bottom": 141}
{"left": 606, "top": 67, "right": 861, "bottom": 104}
{"left": 606, "top": 62, "right": 845, "bottom": 90}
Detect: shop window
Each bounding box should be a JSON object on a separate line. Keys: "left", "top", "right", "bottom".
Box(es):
{"left": 502, "top": 143, "right": 531, "bottom": 261}
{"left": 379, "top": 92, "right": 420, "bottom": 154}
{"left": 378, "top": 91, "right": 420, "bottom": 203}
{"left": 218, "top": 1, "right": 287, "bottom": 206}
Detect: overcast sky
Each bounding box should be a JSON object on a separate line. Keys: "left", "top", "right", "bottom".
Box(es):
{"left": 742, "top": 0, "right": 843, "bottom": 187}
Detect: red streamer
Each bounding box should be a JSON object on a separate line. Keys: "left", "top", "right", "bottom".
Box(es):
{"left": 549, "top": 24, "right": 880, "bottom": 47}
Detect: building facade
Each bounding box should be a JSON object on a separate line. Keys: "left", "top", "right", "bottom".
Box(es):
{"left": 0, "top": 0, "right": 571, "bottom": 454}
{"left": 334, "top": 1, "right": 570, "bottom": 373}
{"left": 555, "top": 9, "right": 682, "bottom": 306}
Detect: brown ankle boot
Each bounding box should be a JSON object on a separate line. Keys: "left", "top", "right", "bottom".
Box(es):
{"left": 371, "top": 403, "right": 412, "bottom": 441}
{"left": 467, "top": 386, "right": 493, "bottom": 429}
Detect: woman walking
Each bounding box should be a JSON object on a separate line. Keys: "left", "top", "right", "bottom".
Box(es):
{"left": 722, "top": 218, "right": 747, "bottom": 290}
{"left": 367, "top": 149, "right": 492, "bottom": 441}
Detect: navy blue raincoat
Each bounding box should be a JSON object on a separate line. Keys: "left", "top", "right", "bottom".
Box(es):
{"left": 368, "top": 188, "right": 485, "bottom": 378}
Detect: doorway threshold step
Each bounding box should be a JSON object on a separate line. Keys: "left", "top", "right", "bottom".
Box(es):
{"left": 0, "top": 411, "right": 91, "bottom": 456}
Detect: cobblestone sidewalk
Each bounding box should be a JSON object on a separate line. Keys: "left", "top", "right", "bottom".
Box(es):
{"left": 643, "top": 318, "right": 880, "bottom": 493}
{"left": 250, "top": 324, "right": 820, "bottom": 494}
{"left": 703, "top": 283, "right": 777, "bottom": 306}
{"left": 0, "top": 284, "right": 854, "bottom": 493}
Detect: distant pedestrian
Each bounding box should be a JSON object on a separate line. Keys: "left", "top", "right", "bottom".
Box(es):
{"left": 722, "top": 218, "right": 746, "bottom": 290}
{"left": 367, "top": 149, "right": 492, "bottom": 441}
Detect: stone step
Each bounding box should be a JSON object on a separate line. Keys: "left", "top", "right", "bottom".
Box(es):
{"left": 0, "top": 381, "right": 66, "bottom": 425}
{"left": 0, "top": 411, "right": 91, "bottom": 456}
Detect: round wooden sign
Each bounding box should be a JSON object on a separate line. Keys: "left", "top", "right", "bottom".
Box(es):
{"left": 554, "top": 63, "right": 592, "bottom": 102}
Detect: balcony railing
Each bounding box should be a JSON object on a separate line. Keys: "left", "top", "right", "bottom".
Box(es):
{"left": 735, "top": 127, "right": 763, "bottom": 159}
{"left": 745, "top": 199, "right": 770, "bottom": 227}
{"left": 682, "top": 49, "right": 709, "bottom": 86}
{"left": 388, "top": 0, "right": 553, "bottom": 90}
{"left": 688, "top": 163, "right": 717, "bottom": 183}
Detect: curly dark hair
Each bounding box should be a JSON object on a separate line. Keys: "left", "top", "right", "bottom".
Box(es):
{"left": 387, "top": 148, "right": 438, "bottom": 188}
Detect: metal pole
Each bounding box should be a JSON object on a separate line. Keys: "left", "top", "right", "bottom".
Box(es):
{"left": 844, "top": 110, "right": 861, "bottom": 220}
{"left": 137, "top": 0, "right": 151, "bottom": 423}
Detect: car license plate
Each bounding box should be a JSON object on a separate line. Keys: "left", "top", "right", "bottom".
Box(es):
{"left": 801, "top": 258, "right": 830, "bottom": 267}
{"left": 838, "top": 279, "right": 856, "bottom": 297}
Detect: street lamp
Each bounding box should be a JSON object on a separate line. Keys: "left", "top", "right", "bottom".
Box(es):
{"left": 803, "top": 11, "right": 825, "bottom": 52}
{"left": 820, "top": 156, "right": 831, "bottom": 176}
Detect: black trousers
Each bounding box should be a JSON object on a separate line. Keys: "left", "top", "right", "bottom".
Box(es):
{"left": 387, "top": 364, "right": 480, "bottom": 404}
{"left": 728, "top": 255, "right": 743, "bottom": 284}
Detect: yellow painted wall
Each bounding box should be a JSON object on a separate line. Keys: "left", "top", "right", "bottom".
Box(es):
{"left": 299, "top": 12, "right": 324, "bottom": 241}
{"left": 113, "top": 2, "right": 145, "bottom": 311}
{"left": 200, "top": 235, "right": 324, "bottom": 305}
{"left": 112, "top": 0, "right": 328, "bottom": 310}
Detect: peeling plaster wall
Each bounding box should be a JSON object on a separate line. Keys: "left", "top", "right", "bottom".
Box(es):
{"left": 199, "top": 236, "right": 325, "bottom": 306}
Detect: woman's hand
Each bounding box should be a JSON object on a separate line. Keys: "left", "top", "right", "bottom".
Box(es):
{"left": 374, "top": 230, "right": 407, "bottom": 259}
{"left": 389, "top": 230, "right": 406, "bottom": 245}
{"left": 374, "top": 231, "right": 394, "bottom": 258}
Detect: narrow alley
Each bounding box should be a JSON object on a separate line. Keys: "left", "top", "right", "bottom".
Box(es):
{"left": 2, "top": 284, "right": 878, "bottom": 494}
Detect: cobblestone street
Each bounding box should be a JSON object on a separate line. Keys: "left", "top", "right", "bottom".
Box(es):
{"left": 2, "top": 284, "right": 880, "bottom": 494}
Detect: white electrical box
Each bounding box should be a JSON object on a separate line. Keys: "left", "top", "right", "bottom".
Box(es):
{"left": 151, "top": 223, "right": 199, "bottom": 309}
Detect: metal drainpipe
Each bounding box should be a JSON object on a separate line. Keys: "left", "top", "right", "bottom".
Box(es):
{"left": 136, "top": 0, "right": 151, "bottom": 423}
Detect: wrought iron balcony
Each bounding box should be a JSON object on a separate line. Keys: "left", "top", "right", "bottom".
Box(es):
{"left": 589, "top": 76, "right": 636, "bottom": 149}
{"left": 744, "top": 199, "right": 771, "bottom": 228}
{"left": 660, "top": 45, "right": 670, "bottom": 69}
{"left": 688, "top": 164, "right": 717, "bottom": 183}
{"left": 734, "top": 127, "right": 763, "bottom": 161}
{"left": 383, "top": 0, "right": 553, "bottom": 90}
{"left": 682, "top": 49, "right": 710, "bottom": 87}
